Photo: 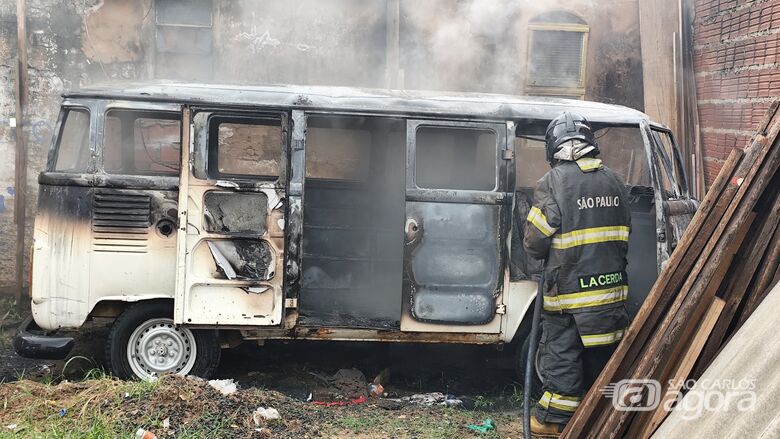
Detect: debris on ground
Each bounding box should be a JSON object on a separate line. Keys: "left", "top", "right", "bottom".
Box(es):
{"left": 443, "top": 396, "right": 464, "bottom": 407}
{"left": 327, "top": 368, "right": 367, "bottom": 400}
{"left": 0, "top": 366, "right": 522, "bottom": 438}
{"left": 311, "top": 395, "right": 368, "bottom": 407}
{"left": 368, "top": 382, "right": 385, "bottom": 398}
{"left": 403, "top": 392, "right": 446, "bottom": 406}
{"left": 252, "top": 407, "right": 281, "bottom": 424}
{"left": 208, "top": 378, "right": 238, "bottom": 395}
{"left": 467, "top": 418, "right": 496, "bottom": 434}
{"left": 135, "top": 428, "right": 157, "bottom": 439}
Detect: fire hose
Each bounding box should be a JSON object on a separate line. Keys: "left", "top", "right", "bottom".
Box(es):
{"left": 523, "top": 266, "right": 545, "bottom": 439}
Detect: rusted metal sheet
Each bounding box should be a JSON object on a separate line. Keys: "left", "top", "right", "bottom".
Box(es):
{"left": 238, "top": 326, "right": 502, "bottom": 344}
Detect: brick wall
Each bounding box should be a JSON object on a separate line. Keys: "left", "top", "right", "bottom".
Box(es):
{"left": 693, "top": 0, "right": 780, "bottom": 185}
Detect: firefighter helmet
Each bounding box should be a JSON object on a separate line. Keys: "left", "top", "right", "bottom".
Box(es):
{"left": 545, "top": 112, "right": 598, "bottom": 162}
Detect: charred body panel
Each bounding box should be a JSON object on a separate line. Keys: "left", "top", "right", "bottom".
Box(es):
{"left": 32, "top": 180, "right": 93, "bottom": 330}
{"left": 32, "top": 175, "right": 179, "bottom": 330}
{"left": 404, "top": 202, "right": 501, "bottom": 324}
{"left": 65, "top": 83, "right": 652, "bottom": 126}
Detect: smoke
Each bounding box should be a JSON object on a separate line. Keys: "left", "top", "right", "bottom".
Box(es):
{"left": 399, "top": 0, "right": 598, "bottom": 93}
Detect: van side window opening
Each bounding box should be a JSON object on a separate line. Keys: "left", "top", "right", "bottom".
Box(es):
{"left": 104, "top": 110, "right": 181, "bottom": 175}
{"left": 210, "top": 116, "right": 282, "bottom": 178}
{"left": 514, "top": 126, "right": 651, "bottom": 190}
{"left": 416, "top": 126, "right": 496, "bottom": 191}
{"left": 54, "top": 108, "right": 90, "bottom": 172}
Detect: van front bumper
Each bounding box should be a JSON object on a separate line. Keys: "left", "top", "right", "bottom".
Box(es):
{"left": 13, "top": 316, "right": 74, "bottom": 360}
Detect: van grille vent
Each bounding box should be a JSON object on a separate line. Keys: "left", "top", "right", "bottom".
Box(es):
{"left": 92, "top": 190, "right": 151, "bottom": 253}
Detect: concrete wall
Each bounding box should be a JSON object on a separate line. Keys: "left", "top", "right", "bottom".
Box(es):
{"left": 0, "top": 0, "right": 644, "bottom": 289}
{"left": 693, "top": 0, "right": 780, "bottom": 185}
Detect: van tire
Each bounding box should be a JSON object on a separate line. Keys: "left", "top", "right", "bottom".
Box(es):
{"left": 106, "top": 300, "right": 220, "bottom": 380}
{"left": 515, "top": 332, "right": 544, "bottom": 401}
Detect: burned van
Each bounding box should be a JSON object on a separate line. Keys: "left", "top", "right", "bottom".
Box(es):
{"left": 15, "top": 84, "right": 696, "bottom": 380}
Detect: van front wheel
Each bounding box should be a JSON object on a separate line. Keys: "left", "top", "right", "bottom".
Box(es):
{"left": 106, "top": 301, "right": 220, "bottom": 380}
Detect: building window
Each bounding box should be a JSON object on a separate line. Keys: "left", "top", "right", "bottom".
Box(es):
{"left": 527, "top": 11, "right": 589, "bottom": 99}
{"left": 154, "top": 0, "right": 213, "bottom": 81}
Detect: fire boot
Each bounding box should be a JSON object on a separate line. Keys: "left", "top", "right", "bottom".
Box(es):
{"left": 530, "top": 416, "right": 565, "bottom": 438}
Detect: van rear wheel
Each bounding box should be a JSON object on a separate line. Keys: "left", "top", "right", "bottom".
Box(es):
{"left": 106, "top": 301, "right": 220, "bottom": 380}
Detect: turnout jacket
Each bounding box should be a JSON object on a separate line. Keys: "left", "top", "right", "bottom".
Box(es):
{"left": 524, "top": 157, "right": 631, "bottom": 347}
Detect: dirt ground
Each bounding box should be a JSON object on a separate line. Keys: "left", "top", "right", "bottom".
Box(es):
{"left": 0, "top": 298, "right": 527, "bottom": 438}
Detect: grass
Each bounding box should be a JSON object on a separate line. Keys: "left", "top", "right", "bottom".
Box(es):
{"left": 0, "top": 297, "right": 21, "bottom": 324}
{"left": 0, "top": 297, "right": 22, "bottom": 350}
{"left": 0, "top": 371, "right": 524, "bottom": 438}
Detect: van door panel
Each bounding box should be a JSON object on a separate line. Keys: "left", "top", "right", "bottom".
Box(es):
{"left": 405, "top": 202, "right": 501, "bottom": 323}
{"left": 174, "top": 108, "right": 287, "bottom": 326}
{"left": 401, "top": 120, "right": 508, "bottom": 332}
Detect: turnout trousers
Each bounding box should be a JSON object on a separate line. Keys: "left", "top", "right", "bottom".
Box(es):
{"left": 534, "top": 310, "right": 622, "bottom": 424}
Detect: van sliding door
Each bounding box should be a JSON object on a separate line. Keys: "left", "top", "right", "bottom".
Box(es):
{"left": 174, "top": 107, "right": 288, "bottom": 326}
{"left": 401, "top": 120, "right": 509, "bottom": 332}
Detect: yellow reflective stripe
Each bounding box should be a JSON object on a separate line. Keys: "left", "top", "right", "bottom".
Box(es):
{"left": 551, "top": 226, "right": 629, "bottom": 249}
{"left": 581, "top": 329, "right": 626, "bottom": 347}
{"left": 539, "top": 391, "right": 582, "bottom": 412}
{"left": 543, "top": 285, "right": 628, "bottom": 312}
{"left": 543, "top": 296, "right": 563, "bottom": 312}
{"left": 527, "top": 206, "right": 557, "bottom": 237}
{"left": 576, "top": 157, "right": 603, "bottom": 171}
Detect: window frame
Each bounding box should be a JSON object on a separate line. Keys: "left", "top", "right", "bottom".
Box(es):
{"left": 413, "top": 124, "right": 500, "bottom": 192}
{"left": 526, "top": 22, "right": 590, "bottom": 99}
{"left": 407, "top": 120, "right": 506, "bottom": 198}
{"left": 51, "top": 106, "right": 92, "bottom": 173}
{"left": 206, "top": 113, "right": 286, "bottom": 181}
{"left": 102, "top": 109, "right": 182, "bottom": 176}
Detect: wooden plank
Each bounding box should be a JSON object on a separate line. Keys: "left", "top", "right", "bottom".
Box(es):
{"left": 14, "top": 0, "right": 29, "bottom": 305}
{"left": 693, "top": 191, "right": 780, "bottom": 377}
{"left": 572, "top": 102, "right": 780, "bottom": 438}
{"left": 567, "top": 102, "right": 778, "bottom": 436}
{"left": 597, "top": 110, "right": 780, "bottom": 438}
{"left": 624, "top": 288, "right": 716, "bottom": 438}
{"left": 561, "top": 147, "right": 744, "bottom": 438}
{"left": 659, "top": 209, "right": 754, "bottom": 376}
{"left": 629, "top": 297, "right": 726, "bottom": 439}
{"left": 736, "top": 217, "right": 780, "bottom": 327}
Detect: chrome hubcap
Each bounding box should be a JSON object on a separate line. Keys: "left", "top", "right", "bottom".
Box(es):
{"left": 127, "top": 318, "right": 197, "bottom": 380}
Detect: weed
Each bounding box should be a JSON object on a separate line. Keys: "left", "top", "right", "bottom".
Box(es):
{"left": 473, "top": 395, "right": 496, "bottom": 409}
{"left": 0, "top": 297, "right": 21, "bottom": 323}
{"left": 339, "top": 415, "right": 375, "bottom": 433}
{"left": 509, "top": 384, "right": 524, "bottom": 406}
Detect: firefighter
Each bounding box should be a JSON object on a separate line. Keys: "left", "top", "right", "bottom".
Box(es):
{"left": 524, "top": 112, "right": 631, "bottom": 437}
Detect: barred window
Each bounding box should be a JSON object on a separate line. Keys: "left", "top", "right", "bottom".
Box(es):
{"left": 527, "top": 11, "right": 589, "bottom": 99}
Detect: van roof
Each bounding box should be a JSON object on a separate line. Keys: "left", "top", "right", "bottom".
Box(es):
{"left": 65, "top": 82, "right": 653, "bottom": 125}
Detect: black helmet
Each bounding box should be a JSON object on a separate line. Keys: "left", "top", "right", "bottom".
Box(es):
{"left": 545, "top": 112, "right": 598, "bottom": 162}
